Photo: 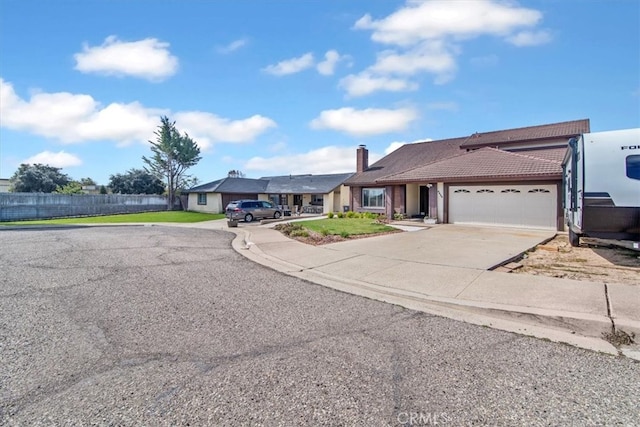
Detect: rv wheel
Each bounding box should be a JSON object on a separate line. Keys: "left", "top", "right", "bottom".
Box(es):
{"left": 569, "top": 229, "right": 580, "bottom": 247}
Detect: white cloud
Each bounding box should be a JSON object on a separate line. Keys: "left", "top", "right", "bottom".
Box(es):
{"left": 316, "top": 50, "right": 345, "bottom": 75}
{"left": 354, "top": 0, "right": 543, "bottom": 46}
{"left": 217, "top": 38, "right": 248, "bottom": 54}
{"left": 348, "top": 0, "right": 549, "bottom": 92}
{"left": 74, "top": 36, "right": 179, "bottom": 82}
{"left": 370, "top": 42, "right": 457, "bottom": 76}
{"left": 174, "top": 111, "right": 277, "bottom": 150}
{"left": 310, "top": 107, "right": 418, "bottom": 137}
{"left": 263, "top": 52, "right": 315, "bottom": 76}
{"left": 0, "top": 78, "right": 276, "bottom": 149}
{"left": 339, "top": 72, "right": 418, "bottom": 97}
{"left": 0, "top": 78, "right": 162, "bottom": 144}
{"left": 23, "top": 151, "right": 82, "bottom": 168}
{"left": 244, "top": 145, "right": 383, "bottom": 175}
{"left": 507, "top": 30, "right": 553, "bottom": 46}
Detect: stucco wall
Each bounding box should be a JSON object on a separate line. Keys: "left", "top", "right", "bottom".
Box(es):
{"left": 405, "top": 183, "right": 420, "bottom": 216}
{"left": 188, "top": 192, "right": 223, "bottom": 213}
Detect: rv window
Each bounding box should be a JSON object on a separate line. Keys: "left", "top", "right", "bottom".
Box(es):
{"left": 627, "top": 155, "right": 640, "bottom": 180}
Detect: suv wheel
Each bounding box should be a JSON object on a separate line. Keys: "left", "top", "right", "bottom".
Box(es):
{"left": 244, "top": 213, "right": 253, "bottom": 222}
{"left": 274, "top": 211, "right": 281, "bottom": 219}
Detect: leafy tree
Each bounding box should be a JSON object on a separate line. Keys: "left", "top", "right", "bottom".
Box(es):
{"left": 79, "top": 177, "right": 97, "bottom": 186}
{"left": 108, "top": 168, "right": 165, "bottom": 194}
{"left": 55, "top": 181, "right": 84, "bottom": 194}
{"left": 143, "top": 116, "right": 201, "bottom": 209}
{"left": 227, "top": 169, "right": 245, "bottom": 178}
{"left": 99, "top": 185, "right": 108, "bottom": 194}
{"left": 9, "top": 163, "right": 71, "bottom": 193}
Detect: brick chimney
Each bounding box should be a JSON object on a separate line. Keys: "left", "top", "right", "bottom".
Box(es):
{"left": 356, "top": 145, "right": 368, "bottom": 173}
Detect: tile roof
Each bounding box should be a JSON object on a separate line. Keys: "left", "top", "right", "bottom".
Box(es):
{"left": 378, "top": 147, "right": 563, "bottom": 183}
{"left": 345, "top": 137, "right": 465, "bottom": 186}
{"left": 510, "top": 146, "right": 568, "bottom": 163}
{"left": 346, "top": 119, "right": 586, "bottom": 186}
{"left": 459, "top": 119, "right": 590, "bottom": 149}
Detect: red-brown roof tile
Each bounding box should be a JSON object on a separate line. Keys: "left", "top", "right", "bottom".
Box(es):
{"left": 378, "top": 147, "right": 563, "bottom": 183}
{"left": 459, "top": 119, "right": 590, "bottom": 149}
{"left": 345, "top": 137, "right": 465, "bottom": 186}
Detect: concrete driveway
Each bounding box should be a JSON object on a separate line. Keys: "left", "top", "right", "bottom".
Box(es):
{"left": 322, "top": 224, "right": 556, "bottom": 270}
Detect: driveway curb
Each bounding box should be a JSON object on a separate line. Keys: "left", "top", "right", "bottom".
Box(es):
{"left": 229, "top": 228, "right": 624, "bottom": 358}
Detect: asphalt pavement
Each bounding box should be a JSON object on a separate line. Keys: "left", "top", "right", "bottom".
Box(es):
{"left": 1, "top": 225, "right": 639, "bottom": 425}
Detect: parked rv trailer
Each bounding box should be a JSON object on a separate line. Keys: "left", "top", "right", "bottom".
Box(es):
{"left": 562, "top": 128, "right": 640, "bottom": 247}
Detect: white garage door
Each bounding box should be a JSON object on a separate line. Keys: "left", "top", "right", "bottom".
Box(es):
{"left": 448, "top": 184, "right": 557, "bottom": 229}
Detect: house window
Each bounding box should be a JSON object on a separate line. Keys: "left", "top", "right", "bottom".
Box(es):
{"left": 197, "top": 193, "right": 207, "bottom": 205}
{"left": 528, "top": 188, "right": 551, "bottom": 193}
{"left": 362, "top": 188, "right": 385, "bottom": 208}
{"left": 476, "top": 189, "right": 494, "bottom": 193}
{"left": 626, "top": 155, "right": 640, "bottom": 180}
{"left": 454, "top": 189, "right": 470, "bottom": 193}
{"left": 311, "top": 194, "right": 323, "bottom": 205}
{"left": 501, "top": 189, "right": 521, "bottom": 193}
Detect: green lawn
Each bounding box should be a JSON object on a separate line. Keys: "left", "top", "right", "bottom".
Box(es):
{"left": 298, "top": 217, "right": 396, "bottom": 236}
{"left": 0, "top": 211, "right": 225, "bottom": 225}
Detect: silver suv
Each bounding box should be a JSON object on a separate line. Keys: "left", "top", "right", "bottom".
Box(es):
{"left": 226, "top": 200, "right": 282, "bottom": 222}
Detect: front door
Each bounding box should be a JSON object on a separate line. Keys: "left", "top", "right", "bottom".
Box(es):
{"left": 419, "top": 185, "right": 429, "bottom": 217}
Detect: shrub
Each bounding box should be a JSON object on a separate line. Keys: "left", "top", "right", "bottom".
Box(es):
{"left": 274, "top": 223, "right": 304, "bottom": 236}
{"left": 337, "top": 211, "right": 344, "bottom": 218}
{"left": 346, "top": 211, "right": 356, "bottom": 218}
{"left": 290, "top": 229, "right": 309, "bottom": 238}
{"left": 327, "top": 212, "right": 334, "bottom": 219}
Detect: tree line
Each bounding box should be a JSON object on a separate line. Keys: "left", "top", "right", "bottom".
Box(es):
{"left": 7, "top": 116, "right": 201, "bottom": 210}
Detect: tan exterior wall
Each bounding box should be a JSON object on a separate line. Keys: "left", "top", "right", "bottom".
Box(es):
{"left": 324, "top": 191, "right": 334, "bottom": 213}
{"left": 188, "top": 192, "right": 223, "bottom": 213}
{"left": 405, "top": 183, "right": 420, "bottom": 217}
{"left": 338, "top": 185, "right": 350, "bottom": 211}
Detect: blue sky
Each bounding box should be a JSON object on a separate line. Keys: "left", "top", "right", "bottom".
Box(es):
{"left": 1, "top": 0, "right": 638, "bottom": 185}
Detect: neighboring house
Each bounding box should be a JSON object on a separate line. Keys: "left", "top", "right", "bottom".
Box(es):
{"left": 0, "top": 178, "right": 10, "bottom": 193}
{"left": 187, "top": 173, "right": 354, "bottom": 214}
{"left": 345, "top": 119, "right": 591, "bottom": 230}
